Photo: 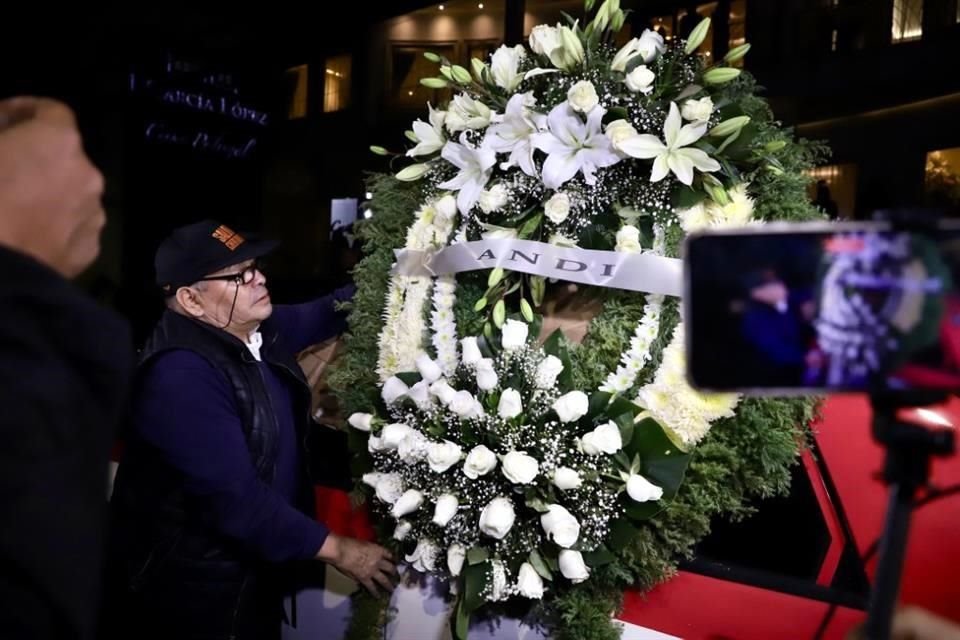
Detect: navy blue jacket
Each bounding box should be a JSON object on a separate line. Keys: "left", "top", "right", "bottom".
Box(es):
{"left": 105, "top": 285, "right": 353, "bottom": 640}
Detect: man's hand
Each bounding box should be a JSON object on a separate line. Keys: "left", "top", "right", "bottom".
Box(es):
{"left": 0, "top": 97, "right": 106, "bottom": 278}
{"left": 317, "top": 533, "right": 398, "bottom": 597}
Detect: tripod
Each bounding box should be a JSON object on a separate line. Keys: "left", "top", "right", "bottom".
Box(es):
{"left": 864, "top": 391, "right": 954, "bottom": 640}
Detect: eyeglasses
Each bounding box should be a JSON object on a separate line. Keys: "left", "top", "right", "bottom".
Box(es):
{"left": 196, "top": 260, "right": 261, "bottom": 286}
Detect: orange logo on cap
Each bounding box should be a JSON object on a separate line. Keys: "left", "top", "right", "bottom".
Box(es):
{"left": 211, "top": 225, "right": 246, "bottom": 251}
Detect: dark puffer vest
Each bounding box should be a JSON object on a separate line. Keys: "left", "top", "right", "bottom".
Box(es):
{"left": 105, "top": 311, "right": 315, "bottom": 640}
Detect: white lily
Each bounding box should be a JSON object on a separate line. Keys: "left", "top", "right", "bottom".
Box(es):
{"left": 438, "top": 133, "right": 497, "bottom": 215}
{"left": 486, "top": 92, "right": 548, "bottom": 177}
{"left": 616, "top": 102, "right": 720, "bottom": 185}
{"left": 407, "top": 104, "right": 447, "bottom": 157}
{"left": 445, "top": 94, "right": 495, "bottom": 133}
{"left": 490, "top": 44, "right": 527, "bottom": 93}
{"left": 531, "top": 102, "right": 620, "bottom": 190}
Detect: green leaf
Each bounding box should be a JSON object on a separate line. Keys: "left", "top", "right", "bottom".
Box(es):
{"left": 672, "top": 184, "right": 705, "bottom": 209}
{"left": 463, "top": 560, "right": 492, "bottom": 612}
{"left": 467, "top": 546, "right": 490, "bottom": 566}
{"left": 582, "top": 545, "right": 616, "bottom": 567}
{"left": 518, "top": 212, "right": 543, "bottom": 239}
{"left": 588, "top": 391, "right": 613, "bottom": 417}
{"left": 529, "top": 549, "right": 553, "bottom": 581}
{"left": 606, "top": 395, "right": 640, "bottom": 421}
{"left": 477, "top": 334, "right": 496, "bottom": 358}
{"left": 541, "top": 329, "right": 574, "bottom": 388}
{"left": 525, "top": 494, "right": 550, "bottom": 513}
{"left": 622, "top": 417, "right": 693, "bottom": 521}
{"left": 395, "top": 371, "right": 422, "bottom": 386}
{"left": 528, "top": 312, "right": 543, "bottom": 345}
{"left": 716, "top": 128, "right": 741, "bottom": 154}
{"left": 504, "top": 279, "right": 521, "bottom": 296}
{"left": 607, "top": 518, "right": 636, "bottom": 551}
{"left": 603, "top": 106, "right": 629, "bottom": 124}
{"left": 453, "top": 595, "right": 470, "bottom": 640}
{"left": 614, "top": 411, "right": 635, "bottom": 447}
{"left": 520, "top": 298, "right": 534, "bottom": 322}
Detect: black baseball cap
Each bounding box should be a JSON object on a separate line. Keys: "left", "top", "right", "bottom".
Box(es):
{"left": 155, "top": 219, "right": 279, "bottom": 294}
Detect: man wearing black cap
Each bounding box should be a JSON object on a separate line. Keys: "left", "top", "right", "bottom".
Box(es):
{"left": 104, "top": 220, "right": 396, "bottom": 640}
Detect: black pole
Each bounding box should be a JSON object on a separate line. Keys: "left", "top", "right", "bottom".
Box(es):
{"left": 504, "top": 0, "right": 525, "bottom": 46}
{"left": 864, "top": 482, "right": 913, "bottom": 640}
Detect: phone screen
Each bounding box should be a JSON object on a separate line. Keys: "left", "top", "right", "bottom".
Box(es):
{"left": 684, "top": 222, "right": 960, "bottom": 393}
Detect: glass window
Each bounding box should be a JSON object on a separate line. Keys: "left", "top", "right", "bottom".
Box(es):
{"left": 891, "top": 0, "right": 923, "bottom": 43}
{"left": 323, "top": 55, "right": 351, "bottom": 113}
{"left": 925, "top": 149, "right": 960, "bottom": 207}
{"left": 389, "top": 43, "right": 456, "bottom": 109}
{"left": 285, "top": 64, "right": 308, "bottom": 119}
{"left": 806, "top": 164, "right": 858, "bottom": 218}
{"left": 728, "top": 0, "right": 747, "bottom": 66}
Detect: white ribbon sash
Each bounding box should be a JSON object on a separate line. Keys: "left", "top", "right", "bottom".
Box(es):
{"left": 391, "top": 239, "right": 682, "bottom": 297}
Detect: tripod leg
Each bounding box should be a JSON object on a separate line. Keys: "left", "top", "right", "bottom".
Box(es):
{"left": 864, "top": 482, "right": 914, "bottom": 640}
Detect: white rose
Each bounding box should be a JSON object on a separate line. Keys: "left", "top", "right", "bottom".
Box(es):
{"left": 566, "top": 80, "right": 599, "bottom": 114}
{"left": 415, "top": 353, "right": 443, "bottom": 384}
{"left": 405, "top": 538, "right": 439, "bottom": 573}
{"left": 529, "top": 24, "right": 561, "bottom": 56}
{"left": 427, "top": 440, "right": 463, "bottom": 473}
{"left": 540, "top": 504, "right": 581, "bottom": 548}
{"left": 580, "top": 420, "right": 623, "bottom": 455}
{"left": 558, "top": 549, "right": 590, "bottom": 583}
{"left": 374, "top": 473, "right": 404, "bottom": 504}
{"left": 636, "top": 28, "right": 665, "bottom": 62}
{"left": 463, "top": 445, "right": 497, "bottom": 479}
{"left": 479, "top": 497, "right": 516, "bottom": 539}
{"left": 435, "top": 194, "right": 458, "bottom": 224}
{"left": 517, "top": 562, "right": 544, "bottom": 599}
{"left": 491, "top": 44, "right": 526, "bottom": 92}
{"left": 397, "top": 430, "right": 429, "bottom": 464}
{"left": 432, "top": 493, "right": 459, "bottom": 526}
{"left": 381, "top": 423, "right": 413, "bottom": 449}
{"left": 367, "top": 435, "right": 386, "bottom": 453}
{"left": 461, "top": 336, "right": 483, "bottom": 365}
{"left": 615, "top": 225, "right": 642, "bottom": 253}
{"left": 347, "top": 412, "right": 373, "bottom": 432}
{"left": 391, "top": 489, "right": 424, "bottom": 518}
{"left": 552, "top": 390, "right": 589, "bottom": 423}
{"left": 429, "top": 379, "right": 457, "bottom": 405}
{"left": 475, "top": 358, "right": 499, "bottom": 391}
{"left": 681, "top": 96, "right": 714, "bottom": 123}
{"left": 406, "top": 380, "right": 433, "bottom": 409}
{"left": 478, "top": 183, "right": 509, "bottom": 213}
{"left": 535, "top": 355, "right": 564, "bottom": 388}
{"left": 626, "top": 473, "right": 664, "bottom": 502}
{"left": 624, "top": 65, "right": 655, "bottom": 94}
{"left": 381, "top": 376, "right": 408, "bottom": 404}
{"left": 501, "top": 451, "right": 539, "bottom": 485}
{"left": 450, "top": 390, "right": 479, "bottom": 417}
{"left": 361, "top": 472, "right": 383, "bottom": 489}
{"left": 497, "top": 388, "right": 523, "bottom": 419}
{"left": 447, "top": 544, "right": 466, "bottom": 577}
{"left": 501, "top": 319, "right": 529, "bottom": 351}
{"left": 393, "top": 520, "right": 412, "bottom": 541}
{"left": 544, "top": 192, "right": 571, "bottom": 224}
{"left": 552, "top": 467, "right": 583, "bottom": 490}
{"left": 480, "top": 224, "right": 518, "bottom": 240}
{"left": 605, "top": 119, "right": 639, "bottom": 153}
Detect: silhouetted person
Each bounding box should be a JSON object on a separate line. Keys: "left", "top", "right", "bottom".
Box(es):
{"left": 815, "top": 179, "right": 840, "bottom": 218}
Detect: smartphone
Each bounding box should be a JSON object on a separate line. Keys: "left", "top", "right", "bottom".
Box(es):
{"left": 683, "top": 220, "right": 960, "bottom": 394}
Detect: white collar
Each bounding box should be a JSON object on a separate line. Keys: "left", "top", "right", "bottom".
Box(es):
{"left": 244, "top": 330, "right": 263, "bottom": 361}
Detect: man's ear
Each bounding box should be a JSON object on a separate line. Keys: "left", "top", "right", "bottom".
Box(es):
{"left": 175, "top": 286, "right": 205, "bottom": 318}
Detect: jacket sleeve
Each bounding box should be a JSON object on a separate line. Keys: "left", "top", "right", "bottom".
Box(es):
{"left": 134, "top": 350, "right": 329, "bottom": 563}
{"left": 270, "top": 283, "right": 356, "bottom": 353}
